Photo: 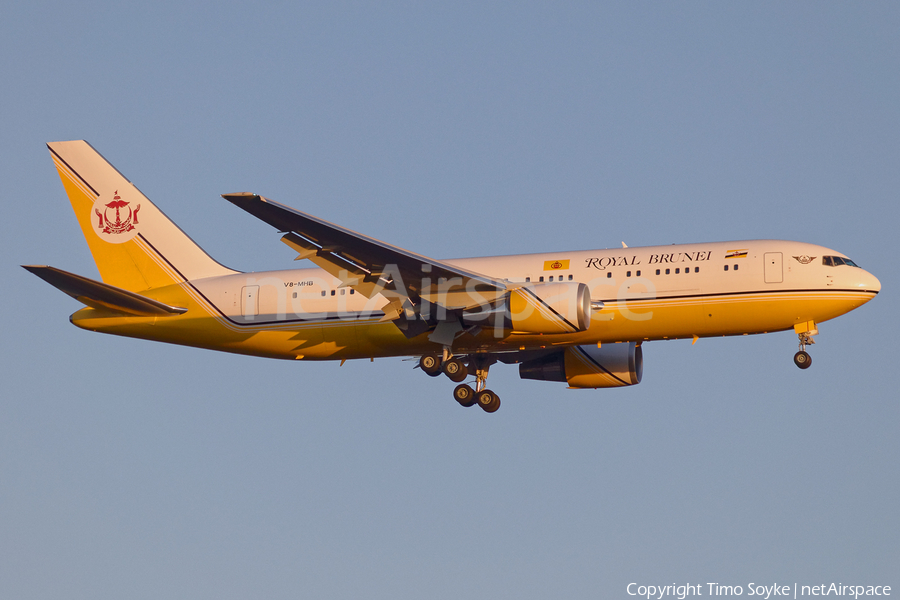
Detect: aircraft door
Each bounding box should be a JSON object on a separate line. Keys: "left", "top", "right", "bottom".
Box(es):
{"left": 764, "top": 252, "right": 783, "bottom": 283}
{"left": 241, "top": 285, "right": 259, "bottom": 317}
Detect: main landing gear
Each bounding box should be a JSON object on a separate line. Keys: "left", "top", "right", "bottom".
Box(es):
{"left": 419, "top": 353, "right": 467, "bottom": 382}
{"left": 419, "top": 353, "right": 501, "bottom": 413}
{"left": 453, "top": 385, "right": 501, "bottom": 413}
{"left": 793, "top": 328, "right": 816, "bottom": 370}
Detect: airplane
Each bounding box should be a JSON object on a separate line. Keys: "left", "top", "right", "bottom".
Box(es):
{"left": 25, "top": 140, "right": 881, "bottom": 413}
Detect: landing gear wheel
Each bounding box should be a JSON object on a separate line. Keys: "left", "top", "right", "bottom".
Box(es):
{"left": 453, "top": 384, "right": 476, "bottom": 407}
{"left": 793, "top": 351, "right": 812, "bottom": 369}
{"left": 419, "top": 354, "right": 442, "bottom": 377}
{"left": 443, "top": 358, "right": 468, "bottom": 383}
{"left": 476, "top": 389, "right": 501, "bottom": 413}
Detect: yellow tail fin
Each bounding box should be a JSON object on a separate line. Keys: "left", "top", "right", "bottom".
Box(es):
{"left": 48, "top": 141, "right": 236, "bottom": 292}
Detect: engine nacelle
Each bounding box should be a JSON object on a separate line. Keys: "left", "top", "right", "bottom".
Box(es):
{"left": 508, "top": 282, "right": 591, "bottom": 334}
{"left": 519, "top": 342, "right": 643, "bottom": 388}
{"left": 461, "top": 282, "right": 591, "bottom": 335}
{"left": 462, "top": 282, "right": 587, "bottom": 335}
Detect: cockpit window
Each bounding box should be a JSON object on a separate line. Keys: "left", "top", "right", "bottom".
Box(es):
{"left": 823, "top": 255, "right": 859, "bottom": 268}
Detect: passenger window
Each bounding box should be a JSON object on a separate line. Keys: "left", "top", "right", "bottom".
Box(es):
{"left": 724, "top": 265, "right": 729, "bottom": 271}
{"left": 330, "top": 290, "right": 335, "bottom": 296}
{"left": 655, "top": 269, "right": 660, "bottom": 275}
{"left": 606, "top": 272, "right": 612, "bottom": 278}
{"left": 568, "top": 274, "right": 573, "bottom": 281}
{"left": 626, "top": 271, "right": 631, "bottom": 277}
{"left": 525, "top": 277, "right": 531, "bottom": 282}
{"left": 734, "top": 264, "right": 739, "bottom": 271}
{"left": 666, "top": 268, "right": 670, "bottom": 275}
{"left": 539, "top": 276, "right": 544, "bottom": 282}
{"left": 695, "top": 267, "right": 699, "bottom": 273}
{"left": 636, "top": 270, "right": 641, "bottom": 276}
{"left": 321, "top": 291, "right": 326, "bottom": 297}
{"left": 292, "top": 292, "right": 297, "bottom": 298}
{"left": 675, "top": 268, "right": 680, "bottom": 274}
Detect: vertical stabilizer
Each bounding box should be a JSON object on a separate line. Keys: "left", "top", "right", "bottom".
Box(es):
{"left": 48, "top": 141, "right": 236, "bottom": 292}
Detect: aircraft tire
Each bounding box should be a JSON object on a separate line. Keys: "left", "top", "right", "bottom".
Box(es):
{"left": 443, "top": 358, "right": 468, "bottom": 383}
{"left": 453, "top": 384, "right": 477, "bottom": 407}
{"left": 420, "top": 354, "right": 443, "bottom": 377}
{"left": 793, "top": 351, "right": 812, "bottom": 369}
{"left": 477, "top": 390, "right": 501, "bottom": 413}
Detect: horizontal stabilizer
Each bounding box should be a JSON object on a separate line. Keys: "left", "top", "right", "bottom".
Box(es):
{"left": 22, "top": 265, "right": 187, "bottom": 316}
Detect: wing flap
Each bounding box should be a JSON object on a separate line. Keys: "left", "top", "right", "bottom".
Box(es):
{"left": 23, "top": 265, "right": 187, "bottom": 317}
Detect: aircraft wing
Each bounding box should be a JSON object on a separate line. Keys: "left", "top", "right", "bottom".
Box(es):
{"left": 222, "top": 193, "right": 510, "bottom": 319}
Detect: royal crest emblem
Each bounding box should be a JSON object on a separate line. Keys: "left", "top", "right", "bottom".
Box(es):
{"left": 91, "top": 191, "right": 141, "bottom": 243}
{"left": 543, "top": 259, "right": 570, "bottom": 271}
{"left": 793, "top": 255, "right": 816, "bottom": 264}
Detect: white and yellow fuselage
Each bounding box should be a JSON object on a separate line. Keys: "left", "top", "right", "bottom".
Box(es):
{"left": 68, "top": 240, "right": 879, "bottom": 361}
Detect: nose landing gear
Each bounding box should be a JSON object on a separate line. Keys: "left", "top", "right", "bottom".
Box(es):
{"left": 793, "top": 322, "right": 817, "bottom": 370}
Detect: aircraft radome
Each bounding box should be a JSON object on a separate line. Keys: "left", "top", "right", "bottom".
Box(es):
{"left": 25, "top": 141, "right": 881, "bottom": 413}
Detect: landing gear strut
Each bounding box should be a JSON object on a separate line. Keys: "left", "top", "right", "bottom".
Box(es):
{"left": 793, "top": 328, "right": 816, "bottom": 370}
{"left": 467, "top": 355, "right": 500, "bottom": 412}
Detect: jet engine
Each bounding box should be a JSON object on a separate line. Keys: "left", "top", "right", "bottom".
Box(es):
{"left": 463, "top": 282, "right": 592, "bottom": 335}
{"left": 518, "top": 342, "right": 643, "bottom": 388}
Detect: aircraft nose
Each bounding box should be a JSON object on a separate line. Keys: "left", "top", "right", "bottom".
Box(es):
{"left": 859, "top": 269, "right": 881, "bottom": 294}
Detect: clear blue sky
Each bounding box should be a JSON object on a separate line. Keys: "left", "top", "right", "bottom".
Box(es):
{"left": 2, "top": 3, "right": 897, "bottom": 598}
